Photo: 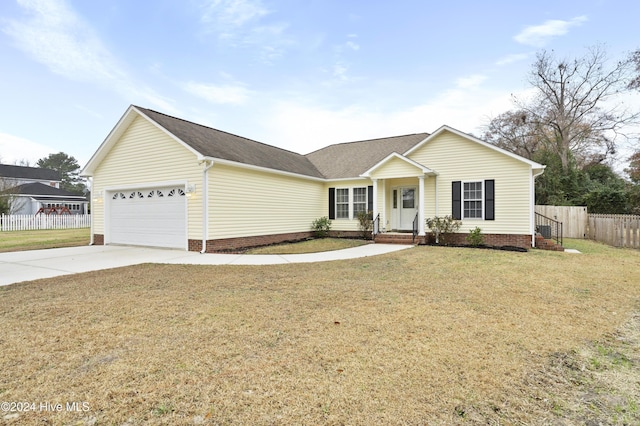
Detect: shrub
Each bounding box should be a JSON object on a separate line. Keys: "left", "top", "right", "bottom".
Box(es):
{"left": 356, "top": 210, "right": 373, "bottom": 239}
{"left": 466, "top": 226, "right": 484, "bottom": 247}
{"left": 311, "top": 216, "right": 332, "bottom": 238}
{"left": 425, "top": 215, "right": 461, "bottom": 244}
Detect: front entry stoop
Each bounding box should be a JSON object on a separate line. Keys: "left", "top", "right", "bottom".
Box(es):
{"left": 534, "top": 234, "right": 564, "bottom": 251}
{"left": 374, "top": 232, "right": 418, "bottom": 245}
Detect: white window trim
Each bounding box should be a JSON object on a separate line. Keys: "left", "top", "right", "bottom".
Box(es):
{"left": 462, "top": 180, "right": 484, "bottom": 220}
{"left": 335, "top": 188, "right": 350, "bottom": 219}
{"left": 334, "top": 187, "right": 369, "bottom": 220}
{"left": 352, "top": 187, "right": 368, "bottom": 217}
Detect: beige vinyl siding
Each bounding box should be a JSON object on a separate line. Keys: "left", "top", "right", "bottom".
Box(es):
{"left": 409, "top": 130, "right": 532, "bottom": 234}
{"left": 369, "top": 156, "right": 423, "bottom": 179}
{"left": 324, "top": 180, "right": 371, "bottom": 231}
{"left": 209, "top": 164, "right": 325, "bottom": 239}
{"left": 92, "top": 116, "right": 202, "bottom": 238}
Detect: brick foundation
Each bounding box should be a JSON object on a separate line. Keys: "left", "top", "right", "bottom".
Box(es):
{"left": 425, "top": 233, "right": 532, "bottom": 250}
{"left": 96, "top": 231, "right": 531, "bottom": 252}
{"left": 189, "top": 231, "right": 316, "bottom": 253}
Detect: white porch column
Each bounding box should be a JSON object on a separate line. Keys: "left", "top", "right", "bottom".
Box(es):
{"left": 372, "top": 178, "right": 378, "bottom": 219}
{"left": 381, "top": 180, "right": 386, "bottom": 231}
{"left": 418, "top": 175, "right": 425, "bottom": 236}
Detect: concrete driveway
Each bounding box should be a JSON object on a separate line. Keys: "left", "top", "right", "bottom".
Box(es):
{"left": 0, "top": 243, "right": 413, "bottom": 287}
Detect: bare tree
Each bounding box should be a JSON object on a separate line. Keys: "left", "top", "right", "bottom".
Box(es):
{"left": 512, "top": 46, "right": 639, "bottom": 170}
{"left": 482, "top": 110, "right": 545, "bottom": 160}
{"left": 629, "top": 48, "right": 640, "bottom": 90}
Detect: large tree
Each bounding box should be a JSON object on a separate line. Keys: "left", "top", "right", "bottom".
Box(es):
{"left": 625, "top": 151, "right": 640, "bottom": 184}
{"left": 37, "top": 152, "right": 85, "bottom": 195}
{"left": 490, "top": 46, "right": 639, "bottom": 171}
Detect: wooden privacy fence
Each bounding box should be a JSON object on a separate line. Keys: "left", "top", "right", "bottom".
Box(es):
{"left": 535, "top": 205, "right": 588, "bottom": 238}
{"left": 0, "top": 214, "right": 91, "bottom": 231}
{"left": 587, "top": 214, "right": 640, "bottom": 249}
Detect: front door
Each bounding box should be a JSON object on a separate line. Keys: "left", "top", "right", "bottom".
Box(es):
{"left": 392, "top": 187, "right": 418, "bottom": 230}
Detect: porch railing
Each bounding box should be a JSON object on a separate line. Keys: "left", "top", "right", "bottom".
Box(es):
{"left": 412, "top": 212, "right": 419, "bottom": 242}
{"left": 535, "top": 212, "right": 563, "bottom": 246}
{"left": 373, "top": 213, "right": 380, "bottom": 237}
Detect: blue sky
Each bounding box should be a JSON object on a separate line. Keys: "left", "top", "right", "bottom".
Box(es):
{"left": 1, "top": 0, "right": 639, "bottom": 169}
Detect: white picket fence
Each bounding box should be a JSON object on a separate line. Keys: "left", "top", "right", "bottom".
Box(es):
{"left": 0, "top": 214, "right": 91, "bottom": 231}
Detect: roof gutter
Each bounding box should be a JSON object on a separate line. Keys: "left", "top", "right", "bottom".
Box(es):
{"left": 200, "top": 159, "right": 215, "bottom": 254}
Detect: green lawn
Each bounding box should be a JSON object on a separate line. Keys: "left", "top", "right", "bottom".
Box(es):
{"left": 1, "top": 240, "right": 639, "bottom": 424}
{"left": 0, "top": 228, "right": 90, "bottom": 252}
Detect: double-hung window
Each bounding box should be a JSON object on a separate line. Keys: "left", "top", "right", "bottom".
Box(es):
{"left": 463, "top": 181, "right": 483, "bottom": 219}
{"left": 353, "top": 187, "right": 367, "bottom": 216}
{"left": 336, "top": 188, "right": 349, "bottom": 219}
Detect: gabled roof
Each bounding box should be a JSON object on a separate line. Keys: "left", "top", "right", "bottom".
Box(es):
{"left": 360, "top": 152, "right": 436, "bottom": 178}
{"left": 83, "top": 106, "right": 545, "bottom": 181}
{"left": 82, "top": 106, "right": 325, "bottom": 179}
{"left": 305, "top": 133, "right": 429, "bottom": 179}
{"left": 0, "top": 164, "right": 60, "bottom": 181}
{"left": 404, "top": 125, "right": 546, "bottom": 170}
{"left": 7, "top": 182, "right": 87, "bottom": 200}
{"left": 136, "top": 107, "right": 326, "bottom": 178}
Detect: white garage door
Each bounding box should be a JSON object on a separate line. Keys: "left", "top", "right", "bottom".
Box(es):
{"left": 108, "top": 186, "right": 187, "bottom": 249}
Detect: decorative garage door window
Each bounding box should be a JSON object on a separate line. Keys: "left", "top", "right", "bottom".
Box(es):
{"left": 111, "top": 189, "right": 186, "bottom": 201}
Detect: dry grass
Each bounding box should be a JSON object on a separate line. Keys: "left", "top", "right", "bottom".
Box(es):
{"left": 1, "top": 240, "right": 639, "bottom": 424}
{"left": 246, "top": 237, "right": 369, "bottom": 254}
{"left": 0, "top": 228, "right": 90, "bottom": 252}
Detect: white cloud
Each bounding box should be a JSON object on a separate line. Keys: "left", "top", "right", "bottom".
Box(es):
{"left": 0, "top": 133, "right": 56, "bottom": 165}
{"left": 332, "top": 63, "right": 349, "bottom": 81}
{"left": 185, "top": 81, "right": 253, "bottom": 104}
{"left": 455, "top": 74, "right": 487, "bottom": 89}
{"left": 514, "top": 15, "right": 588, "bottom": 47}
{"left": 496, "top": 53, "right": 529, "bottom": 66}
{"left": 199, "top": 0, "right": 292, "bottom": 64}
{"left": 201, "top": 0, "right": 269, "bottom": 27}
{"left": 260, "top": 86, "right": 519, "bottom": 154}
{"left": 345, "top": 41, "right": 360, "bottom": 51}
{"left": 4, "top": 0, "right": 176, "bottom": 113}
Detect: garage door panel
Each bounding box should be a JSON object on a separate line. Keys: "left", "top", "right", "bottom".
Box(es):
{"left": 108, "top": 187, "right": 186, "bottom": 249}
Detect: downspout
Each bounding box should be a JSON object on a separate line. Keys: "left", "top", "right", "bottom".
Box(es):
{"left": 434, "top": 174, "right": 439, "bottom": 217}
{"left": 200, "top": 160, "right": 215, "bottom": 253}
{"left": 531, "top": 167, "right": 545, "bottom": 247}
{"left": 88, "top": 177, "right": 94, "bottom": 246}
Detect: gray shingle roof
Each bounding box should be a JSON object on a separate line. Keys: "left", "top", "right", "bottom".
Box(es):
{"left": 136, "top": 107, "right": 325, "bottom": 179}
{"left": 305, "top": 133, "right": 429, "bottom": 179}
{"left": 134, "top": 106, "right": 429, "bottom": 180}
{"left": 0, "top": 164, "right": 60, "bottom": 181}
{"left": 11, "top": 182, "right": 87, "bottom": 200}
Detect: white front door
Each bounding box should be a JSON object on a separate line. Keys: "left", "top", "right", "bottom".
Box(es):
{"left": 391, "top": 187, "right": 418, "bottom": 230}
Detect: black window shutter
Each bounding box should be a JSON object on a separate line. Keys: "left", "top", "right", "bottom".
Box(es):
{"left": 328, "top": 188, "right": 336, "bottom": 220}
{"left": 485, "top": 180, "right": 495, "bottom": 220}
{"left": 452, "top": 181, "right": 461, "bottom": 220}
{"left": 367, "top": 186, "right": 373, "bottom": 212}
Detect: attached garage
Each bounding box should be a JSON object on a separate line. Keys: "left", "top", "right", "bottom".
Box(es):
{"left": 107, "top": 186, "right": 187, "bottom": 249}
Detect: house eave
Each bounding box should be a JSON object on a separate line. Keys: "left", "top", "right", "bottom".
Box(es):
{"left": 81, "top": 105, "right": 205, "bottom": 177}
{"left": 201, "top": 156, "right": 328, "bottom": 182}
{"left": 359, "top": 152, "right": 437, "bottom": 178}
{"left": 404, "top": 125, "right": 546, "bottom": 169}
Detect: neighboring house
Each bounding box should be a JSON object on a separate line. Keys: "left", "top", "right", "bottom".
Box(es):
{"left": 0, "top": 164, "right": 88, "bottom": 215}
{"left": 81, "top": 105, "right": 545, "bottom": 252}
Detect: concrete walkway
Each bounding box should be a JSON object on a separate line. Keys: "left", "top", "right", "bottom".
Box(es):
{"left": 0, "top": 243, "right": 413, "bottom": 287}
